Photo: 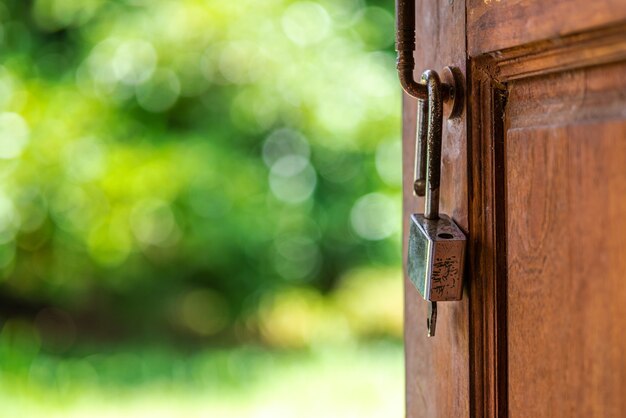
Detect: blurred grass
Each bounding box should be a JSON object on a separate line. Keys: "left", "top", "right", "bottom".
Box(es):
{"left": 0, "top": 343, "right": 403, "bottom": 418}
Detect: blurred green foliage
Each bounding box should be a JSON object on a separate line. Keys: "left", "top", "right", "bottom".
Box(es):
{"left": 0, "top": 342, "right": 403, "bottom": 417}
{"left": 0, "top": 0, "right": 402, "bottom": 348}
{"left": 0, "top": 1, "right": 405, "bottom": 415}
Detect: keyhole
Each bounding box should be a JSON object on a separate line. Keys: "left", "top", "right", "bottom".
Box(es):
{"left": 438, "top": 233, "right": 454, "bottom": 239}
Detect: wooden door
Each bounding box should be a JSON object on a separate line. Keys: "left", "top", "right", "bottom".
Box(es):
{"left": 402, "top": 2, "right": 626, "bottom": 417}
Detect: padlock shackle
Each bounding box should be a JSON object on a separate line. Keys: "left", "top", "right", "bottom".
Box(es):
{"left": 413, "top": 98, "right": 428, "bottom": 196}
{"left": 423, "top": 70, "right": 443, "bottom": 220}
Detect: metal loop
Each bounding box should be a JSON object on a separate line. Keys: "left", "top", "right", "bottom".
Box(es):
{"left": 413, "top": 97, "right": 428, "bottom": 196}
{"left": 412, "top": 70, "right": 444, "bottom": 211}
{"left": 422, "top": 70, "right": 443, "bottom": 220}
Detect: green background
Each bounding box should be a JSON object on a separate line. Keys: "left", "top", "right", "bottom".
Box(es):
{"left": 0, "top": 0, "right": 404, "bottom": 416}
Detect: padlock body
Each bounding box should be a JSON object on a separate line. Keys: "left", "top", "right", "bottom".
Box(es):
{"left": 407, "top": 213, "right": 466, "bottom": 301}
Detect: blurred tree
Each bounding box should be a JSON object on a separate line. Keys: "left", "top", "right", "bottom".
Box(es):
{"left": 0, "top": 0, "right": 401, "bottom": 346}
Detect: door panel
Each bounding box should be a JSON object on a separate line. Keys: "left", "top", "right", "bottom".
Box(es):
{"left": 468, "top": 0, "right": 626, "bottom": 55}
{"left": 403, "top": 1, "right": 626, "bottom": 417}
{"left": 506, "top": 62, "right": 626, "bottom": 418}
{"left": 467, "top": 18, "right": 626, "bottom": 418}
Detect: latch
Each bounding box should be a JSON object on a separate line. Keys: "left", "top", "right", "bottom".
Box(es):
{"left": 396, "top": 0, "right": 466, "bottom": 337}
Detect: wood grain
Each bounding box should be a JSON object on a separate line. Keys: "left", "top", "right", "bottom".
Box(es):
{"left": 467, "top": 63, "right": 509, "bottom": 418}
{"left": 505, "top": 61, "right": 626, "bottom": 418}
{"left": 492, "top": 23, "right": 626, "bottom": 82}
{"left": 405, "top": 2, "right": 626, "bottom": 417}
{"left": 468, "top": 0, "right": 626, "bottom": 56}
{"left": 402, "top": 0, "right": 469, "bottom": 417}
{"left": 466, "top": 17, "right": 626, "bottom": 418}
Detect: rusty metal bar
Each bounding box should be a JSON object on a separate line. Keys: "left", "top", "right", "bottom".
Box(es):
{"left": 395, "top": 0, "right": 427, "bottom": 99}
{"left": 422, "top": 70, "right": 443, "bottom": 221}
{"left": 413, "top": 97, "right": 428, "bottom": 196}
{"left": 395, "top": 0, "right": 455, "bottom": 102}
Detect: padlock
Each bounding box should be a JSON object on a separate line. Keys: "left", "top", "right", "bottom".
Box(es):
{"left": 407, "top": 214, "right": 466, "bottom": 302}
{"left": 406, "top": 70, "right": 466, "bottom": 337}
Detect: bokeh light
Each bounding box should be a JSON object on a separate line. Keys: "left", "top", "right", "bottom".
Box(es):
{"left": 0, "top": 112, "right": 29, "bottom": 159}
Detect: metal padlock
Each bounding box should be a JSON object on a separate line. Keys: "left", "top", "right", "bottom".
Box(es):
{"left": 406, "top": 70, "right": 466, "bottom": 337}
